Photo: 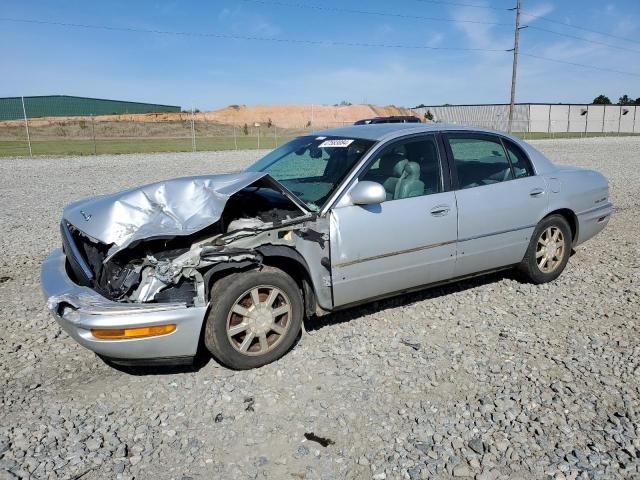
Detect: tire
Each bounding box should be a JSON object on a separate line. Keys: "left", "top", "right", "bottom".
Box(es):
{"left": 204, "top": 266, "right": 303, "bottom": 370}
{"left": 518, "top": 214, "right": 572, "bottom": 284}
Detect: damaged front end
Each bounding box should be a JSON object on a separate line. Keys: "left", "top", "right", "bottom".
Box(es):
{"left": 59, "top": 173, "right": 332, "bottom": 311}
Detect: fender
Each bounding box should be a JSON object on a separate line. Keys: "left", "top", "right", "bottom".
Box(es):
{"left": 256, "top": 244, "right": 330, "bottom": 316}
{"left": 202, "top": 245, "right": 331, "bottom": 317}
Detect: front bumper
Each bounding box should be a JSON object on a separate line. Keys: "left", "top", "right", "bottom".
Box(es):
{"left": 41, "top": 249, "right": 208, "bottom": 362}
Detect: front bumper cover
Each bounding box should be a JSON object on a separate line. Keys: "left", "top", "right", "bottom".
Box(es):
{"left": 41, "top": 249, "right": 208, "bottom": 361}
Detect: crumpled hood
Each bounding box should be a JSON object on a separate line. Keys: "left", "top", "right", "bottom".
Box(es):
{"left": 63, "top": 172, "right": 268, "bottom": 259}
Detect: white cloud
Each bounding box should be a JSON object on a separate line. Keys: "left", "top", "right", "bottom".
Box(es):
{"left": 521, "top": 2, "right": 555, "bottom": 23}
{"left": 218, "top": 5, "right": 281, "bottom": 38}
{"left": 453, "top": 8, "right": 500, "bottom": 49}
{"left": 426, "top": 32, "right": 444, "bottom": 48}
{"left": 155, "top": 2, "right": 178, "bottom": 16}
{"left": 374, "top": 24, "right": 396, "bottom": 36}
{"left": 270, "top": 54, "right": 515, "bottom": 107}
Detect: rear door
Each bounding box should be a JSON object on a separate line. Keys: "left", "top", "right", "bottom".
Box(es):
{"left": 442, "top": 132, "right": 549, "bottom": 277}
{"left": 329, "top": 134, "right": 458, "bottom": 307}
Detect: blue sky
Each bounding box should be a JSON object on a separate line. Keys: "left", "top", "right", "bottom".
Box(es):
{"left": 1, "top": 0, "right": 639, "bottom": 109}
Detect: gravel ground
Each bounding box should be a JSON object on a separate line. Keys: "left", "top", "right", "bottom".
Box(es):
{"left": 0, "top": 138, "right": 639, "bottom": 480}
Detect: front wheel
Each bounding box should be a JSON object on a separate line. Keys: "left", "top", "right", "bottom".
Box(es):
{"left": 204, "top": 267, "right": 303, "bottom": 369}
{"left": 518, "top": 214, "right": 572, "bottom": 284}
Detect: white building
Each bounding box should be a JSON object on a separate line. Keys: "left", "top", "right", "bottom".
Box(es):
{"left": 411, "top": 103, "right": 640, "bottom": 134}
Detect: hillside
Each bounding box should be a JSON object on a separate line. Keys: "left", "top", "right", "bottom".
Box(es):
{"left": 204, "top": 104, "right": 414, "bottom": 128}
{"left": 1, "top": 104, "right": 415, "bottom": 129}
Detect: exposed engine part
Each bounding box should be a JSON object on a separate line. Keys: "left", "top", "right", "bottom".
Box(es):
{"left": 295, "top": 228, "right": 329, "bottom": 248}
{"left": 110, "top": 263, "right": 143, "bottom": 296}
{"left": 129, "top": 246, "right": 263, "bottom": 304}
{"left": 152, "top": 247, "right": 262, "bottom": 284}
{"left": 226, "top": 217, "right": 268, "bottom": 231}
{"left": 130, "top": 267, "right": 170, "bottom": 303}
{"left": 153, "top": 279, "right": 196, "bottom": 304}
{"left": 209, "top": 248, "right": 260, "bottom": 264}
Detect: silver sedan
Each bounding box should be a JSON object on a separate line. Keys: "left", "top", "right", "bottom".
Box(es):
{"left": 41, "top": 123, "right": 612, "bottom": 369}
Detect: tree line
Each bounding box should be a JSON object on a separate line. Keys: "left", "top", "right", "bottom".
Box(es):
{"left": 592, "top": 94, "right": 640, "bottom": 105}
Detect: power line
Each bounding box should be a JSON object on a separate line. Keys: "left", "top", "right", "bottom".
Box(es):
{"left": 411, "top": 0, "right": 507, "bottom": 11}
{"left": 247, "top": 0, "right": 640, "bottom": 52}
{"left": 246, "top": 0, "right": 639, "bottom": 56}
{"left": 241, "top": 0, "right": 511, "bottom": 26}
{"left": 520, "top": 52, "right": 640, "bottom": 77}
{"left": 520, "top": 10, "right": 640, "bottom": 46}
{"left": 3, "top": 16, "right": 639, "bottom": 78}
{"left": 0, "top": 17, "right": 508, "bottom": 51}
{"left": 526, "top": 25, "right": 640, "bottom": 54}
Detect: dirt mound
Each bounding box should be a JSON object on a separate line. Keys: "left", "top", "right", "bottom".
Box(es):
{"left": 205, "top": 104, "right": 414, "bottom": 129}
{"left": 0, "top": 104, "right": 415, "bottom": 129}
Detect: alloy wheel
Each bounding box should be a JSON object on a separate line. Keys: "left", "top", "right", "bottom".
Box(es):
{"left": 226, "top": 285, "right": 291, "bottom": 356}
{"left": 536, "top": 226, "right": 565, "bottom": 273}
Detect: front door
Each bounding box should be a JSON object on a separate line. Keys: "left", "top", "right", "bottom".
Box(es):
{"left": 442, "top": 133, "right": 549, "bottom": 277}
{"left": 329, "top": 134, "right": 458, "bottom": 307}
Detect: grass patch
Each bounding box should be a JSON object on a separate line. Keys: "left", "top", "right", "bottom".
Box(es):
{"left": 0, "top": 136, "right": 296, "bottom": 157}
{"left": 2, "top": 131, "right": 639, "bottom": 157}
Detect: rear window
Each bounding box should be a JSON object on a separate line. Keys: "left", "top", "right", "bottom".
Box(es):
{"left": 503, "top": 139, "right": 534, "bottom": 178}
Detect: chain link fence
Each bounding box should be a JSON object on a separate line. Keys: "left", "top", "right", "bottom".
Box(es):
{"left": 413, "top": 104, "right": 640, "bottom": 140}
{"left": 4, "top": 98, "right": 639, "bottom": 157}
{"left": 0, "top": 114, "right": 344, "bottom": 157}
{"left": 436, "top": 119, "right": 640, "bottom": 140}
{"left": 0, "top": 97, "right": 354, "bottom": 157}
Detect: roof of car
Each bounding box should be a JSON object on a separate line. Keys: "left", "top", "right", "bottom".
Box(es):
{"left": 312, "top": 122, "right": 520, "bottom": 143}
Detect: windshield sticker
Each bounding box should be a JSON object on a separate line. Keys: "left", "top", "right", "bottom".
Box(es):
{"left": 318, "top": 139, "right": 354, "bottom": 148}
{"left": 315, "top": 136, "right": 327, "bottom": 140}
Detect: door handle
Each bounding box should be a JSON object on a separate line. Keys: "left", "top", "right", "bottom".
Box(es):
{"left": 430, "top": 205, "right": 450, "bottom": 216}
{"left": 529, "top": 188, "right": 545, "bottom": 197}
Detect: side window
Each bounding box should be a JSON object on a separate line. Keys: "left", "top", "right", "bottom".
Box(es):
{"left": 360, "top": 136, "right": 443, "bottom": 201}
{"left": 503, "top": 139, "right": 534, "bottom": 178}
{"left": 447, "top": 135, "right": 513, "bottom": 189}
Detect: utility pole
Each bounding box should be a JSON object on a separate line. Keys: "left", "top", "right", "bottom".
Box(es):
{"left": 508, "top": 0, "right": 522, "bottom": 133}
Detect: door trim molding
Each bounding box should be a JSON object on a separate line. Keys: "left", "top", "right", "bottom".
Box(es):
{"left": 333, "top": 239, "right": 456, "bottom": 269}
{"left": 458, "top": 224, "right": 535, "bottom": 243}
{"left": 333, "top": 223, "right": 536, "bottom": 269}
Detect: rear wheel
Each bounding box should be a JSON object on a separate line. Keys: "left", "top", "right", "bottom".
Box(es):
{"left": 204, "top": 267, "right": 303, "bottom": 369}
{"left": 519, "top": 215, "right": 572, "bottom": 284}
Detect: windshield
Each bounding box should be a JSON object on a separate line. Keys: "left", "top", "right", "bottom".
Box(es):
{"left": 247, "top": 135, "right": 376, "bottom": 211}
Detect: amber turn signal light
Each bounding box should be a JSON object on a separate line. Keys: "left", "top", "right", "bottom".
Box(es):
{"left": 91, "top": 324, "right": 176, "bottom": 340}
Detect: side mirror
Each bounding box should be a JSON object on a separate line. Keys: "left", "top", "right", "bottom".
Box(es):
{"left": 349, "top": 181, "right": 386, "bottom": 205}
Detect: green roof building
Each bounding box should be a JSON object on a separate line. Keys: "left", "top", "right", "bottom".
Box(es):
{"left": 0, "top": 95, "right": 181, "bottom": 120}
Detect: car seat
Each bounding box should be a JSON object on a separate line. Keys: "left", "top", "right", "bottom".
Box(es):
{"left": 381, "top": 155, "right": 408, "bottom": 200}
{"left": 404, "top": 140, "right": 440, "bottom": 194}
{"left": 394, "top": 161, "right": 425, "bottom": 199}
